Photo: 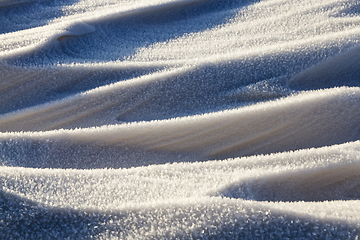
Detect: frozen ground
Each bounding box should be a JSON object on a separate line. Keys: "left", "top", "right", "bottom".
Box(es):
{"left": 1, "top": 0, "right": 360, "bottom": 239}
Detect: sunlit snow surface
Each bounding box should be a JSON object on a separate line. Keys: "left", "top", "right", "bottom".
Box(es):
{"left": 1, "top": 0, "right": 360, "bottom": 238}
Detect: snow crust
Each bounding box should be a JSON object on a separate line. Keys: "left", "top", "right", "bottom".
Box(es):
{"left": 1, "top": 0, "right": 360, "bottom": 238}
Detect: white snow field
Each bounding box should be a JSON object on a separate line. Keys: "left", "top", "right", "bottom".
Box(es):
{"left": 1, "top": 0, "right": 360, "bottom": 239}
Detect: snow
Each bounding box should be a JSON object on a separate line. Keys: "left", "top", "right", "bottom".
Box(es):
{"left": 1, "top": 0, "right": 360, "bottom": 239}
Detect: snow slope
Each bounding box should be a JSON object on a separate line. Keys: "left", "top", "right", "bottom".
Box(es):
{"left": 1, "top": 0, "right": 360, "bottom": 238}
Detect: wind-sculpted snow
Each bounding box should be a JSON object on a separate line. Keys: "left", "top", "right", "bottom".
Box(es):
{"left": 1, "top": 0, "right": 360, "bottom": 239}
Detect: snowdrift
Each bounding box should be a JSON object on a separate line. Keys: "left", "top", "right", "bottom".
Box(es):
{"left": 1, "top": 0, "right": 360, "bottom": 238}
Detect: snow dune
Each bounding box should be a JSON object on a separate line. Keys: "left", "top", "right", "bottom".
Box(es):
{"left": 1, "top": 87, "right": 360, "bottom": 161}
{"left": 1, "top": 0, "right": 360, "bottom": 238}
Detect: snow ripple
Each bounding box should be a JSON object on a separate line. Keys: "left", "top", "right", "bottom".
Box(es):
{"left": 1, "top": 0, "right": 360, "bottom": 239}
